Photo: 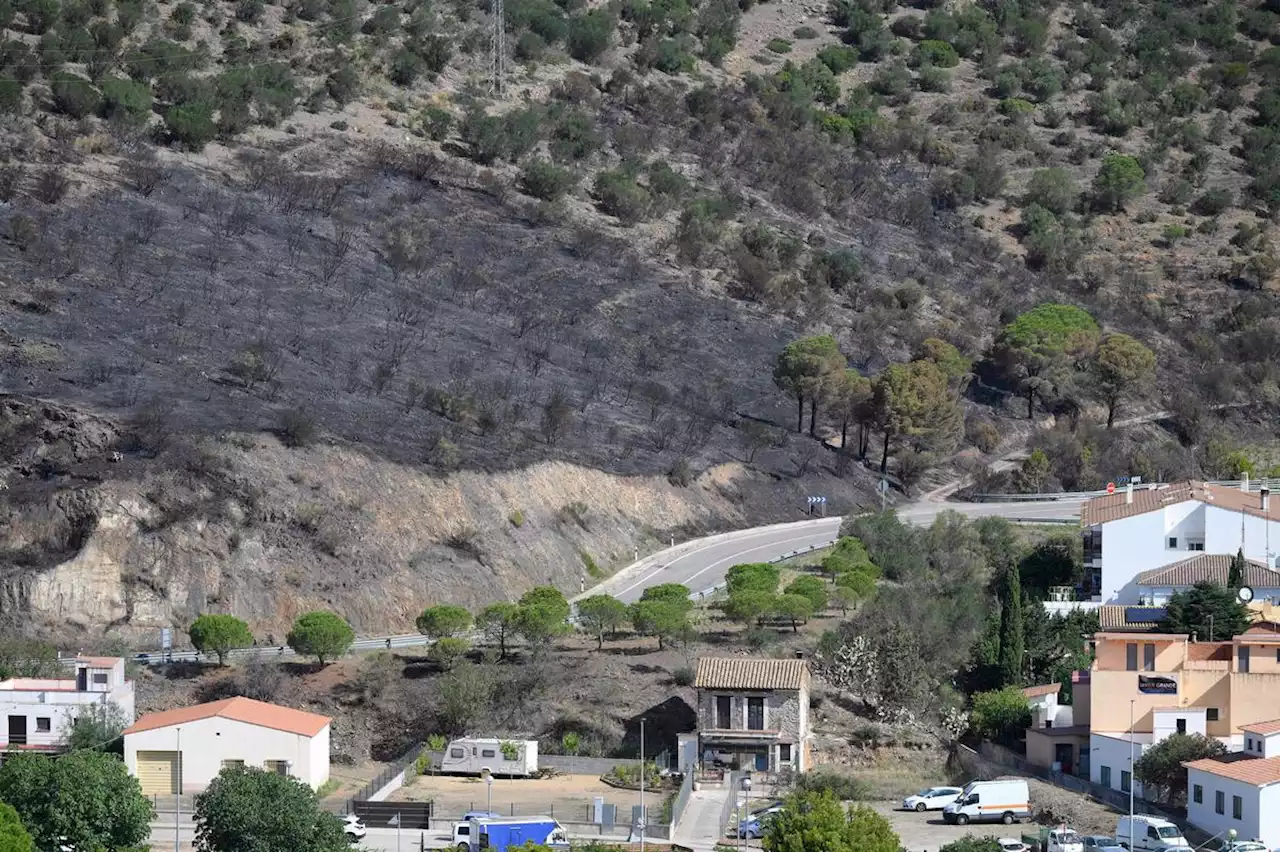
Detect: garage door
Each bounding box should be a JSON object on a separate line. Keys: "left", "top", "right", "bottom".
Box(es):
{"left": 136, "top": 751, "right": 181, "bottom": 795}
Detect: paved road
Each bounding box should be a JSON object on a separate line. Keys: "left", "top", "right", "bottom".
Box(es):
{"left": 135, "top": 496, "right": 1087, "bottom": 664}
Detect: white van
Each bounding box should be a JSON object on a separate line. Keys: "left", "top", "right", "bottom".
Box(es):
{"left": 942, "top": 779, "right": 1031, "bottom": 826}
{"left": 1115, "top": 816, "right": 1188, "bottom": 851}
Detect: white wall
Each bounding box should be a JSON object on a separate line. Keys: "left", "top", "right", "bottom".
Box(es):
{"left": 1185, "top": 769, "right": 1280, "bottom": 847}
{"left": 125, "top": 717, "right": 329, "bottom": 793}
{"left": 1205, "top": 506, "right": 1280, "bottom": 569}
{"left": 1100, "top": 511, "right": 1177, "bottom": 604}
{"left": 0, "top": 685, "right": 135, "bottom": 749}
{"left": 1244, "top": 733, "right": 1280, "bottom": 758}
{"left": 1090, "top": 734, "right": 1148, "bottom": 797}
{"left": 1154, "top": 709, "right": 1206, "bottom": 741}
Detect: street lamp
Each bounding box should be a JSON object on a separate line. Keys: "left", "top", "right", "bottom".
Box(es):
{"left": 481, "top": 768, "right": 493, "bottom": 814}
{"left": 741, "top": 776, "right": 752, "bottom": 849}
{"left": 1128, "top": 700, "right": 1135, "bottom": 852}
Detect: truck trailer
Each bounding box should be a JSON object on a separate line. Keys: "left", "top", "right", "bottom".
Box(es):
{"left": 454, "top": 816, "right": 568, "bottom": 852}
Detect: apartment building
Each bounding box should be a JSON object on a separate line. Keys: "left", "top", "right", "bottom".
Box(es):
{"left": 0, "top": 657, "right": 136, "bottom": 750}
{"left": 1085, "top": 628, "right": 1280, "bottom": 796}
{"left": 1079, "top": 479, "right": 1280, "bottom": 605}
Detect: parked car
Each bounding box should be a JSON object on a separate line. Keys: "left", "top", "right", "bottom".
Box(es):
{"left": 1083, "top": 836, "right": 1125, "bottom": 851}
{"left": 1047, "top": 829, "right": 1085, "bottom": 852}
{"left": 342, "top": 815, "right": 367, "bottom": 841}
{"left": 998, "top": 838, "right": 1029, "bottom": 852}
{"left": 1116, "top": 817, "right": 1188, "bottom": 852}
{"left": 902, "top": 786, "right": 964, "bottom": 812}
{"left": 736, "top": 813, "right": 779, "bottom": 840}
{"left": 1211, "top": 842, "right": 1269, "bottom": 852}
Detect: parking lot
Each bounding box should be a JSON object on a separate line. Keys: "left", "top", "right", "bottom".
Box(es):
{"left": 391, "top": 773, "right": 652, "bottom": 823}
{"left": 872, "top": 803, "right": 1037, "bottom": 852}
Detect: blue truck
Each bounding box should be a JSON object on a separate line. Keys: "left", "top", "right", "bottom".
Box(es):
{"left": 454, "top": 816, "right": 569, "bottom": 852}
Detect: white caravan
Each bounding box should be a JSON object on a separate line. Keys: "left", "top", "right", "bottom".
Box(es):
{"left": 440, "top": 738, "right": 539, "bottom": 777}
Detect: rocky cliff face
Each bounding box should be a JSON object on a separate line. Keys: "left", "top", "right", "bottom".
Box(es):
{"left": 3, "top": 395, "right": 813, "bottom": 643}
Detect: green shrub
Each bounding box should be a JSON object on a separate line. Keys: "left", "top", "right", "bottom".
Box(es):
{"left": 792, "top": 25, "right": 818, "bottom": 38}
{"left": 516, "top": 30, "right": 546, "bottom": 59}
{"left": 794, "top": 768, "right": 874, "bottom": 800}
{"left": 816, "top": 44, "right": 857, "bottom": 73}
{"left": 593, "top": 169, "right": 650, "bottom": 223}
{"left": 235, "top": 0, "right": 263, "bottom": 21}
{"left": 998, "top": 97, "right": 1035, "bottom": 116}
{"left": 50, "top": 71, "right": 100, "bottom": 118}
{"left": 1092, "top": 152, "right": 1146, "bottom": 212}
{"left": 918, "top": 66, "right": 951, "bottom": 92}
{"left": 165, "top": 101, "right": 217, "bottom": 150}
{"left": 1161, "top": 223, "right": 1188, "bottom": 244}
{"left": 421, "top": 105, "right": 454, "bottom": 140}
{"left": 171, "top": 2, "right": 196, "bottom": 24}
{"left": 914, "top": 38, "right": 958, "bottom": 67}
{"left": 508, "top": 509, "right": 525, "bottom": 527}
{"left": 766, "top": 37, "right": 792, "bottom": 53}
{"left": 519, "top": 158, "right": 577, "bottom": 200}
{"left": 1192, "top": 187, "right": 1233, "bottom": 216}
{"left": 0, "top": 79, "right": 24, "bottom": 113}
{"left": 672, "top": 665, "right": 695, "bottom": 686}
{"left": 567, "top": 8, "right": 614, "bottom": 62}
{"left": 326, "top": 64, "right": 360, "bottom": 104}
{"left": 100, "top": 77, "right": 153, "bottom": 125}
{"left": 389, "top": 47, "right": 426, "bottom": 85}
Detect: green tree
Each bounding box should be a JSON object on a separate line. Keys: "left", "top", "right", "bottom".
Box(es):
{"left": 515, "top": 586, "right": 571, "bottom": 646}
{"left": 1092, "top": 153, "right": 1146, "bottom": 212}
{"left": 1134, "top": 733, "right": 1226, "bottom": 806}
{"left": 100, "top": 76, "right": 153, "bottom": 126}
{"left": 477, "top": 602, "right": 520, "bottom": 659}
{"left": 726, "top": 562, "right": 781, "bottom": 595}
{"left": 1015, "top": 448, "right": 1051, "bottom": 492}
{"left": 1023, "top": 167, "right": 1078, "bottom": 215}
{"left": 992, "top": 303, "right": 1101, "bottom": 418}
{"left": 786, "top": 576, "right": 828, "bottom": 612}
{"left": 629, "top": 598, "right": 691, "bottom": 649}
{"left": 189, "top": 614, "right": 254, "bottom": 665}
{"left": 997, "top": 567, "right": 1024, "bottom": 686}
{"left": 1229, "top": 547, "right": 1246, "bottom": 590}
{"left": 0, "top": 751, "right": 152, "bottom": 852}
{"left": 0, "top": 638, "right": 63, "bottom": 679}
{"left": 763, "top": 790, "right": 900, "bottom": 852}
{"left": 914, "top": 338, "right": 971, "bottom": 390}
{"left": 872, "top": 359, "right": 961, "bottom": 472}
{"left": 566, "top": 8, "right": 614, "bottom": 62}
{"left": 165, "top": 102, "right": 216, "bottom": 150}
{"left": 415, "top": 605, "right": 473, "bottom": 639}
{"left": 969, "top": 686, "right": 1032, "bottom": 746}
{"left": 0, "top": 802, "right": 34, "bottom": 852}
{"left": 775, "top": 593, "right": 815, "bottom": 632}
{"left": 576, "top": 594, "right": 629, "bottom": 649}
{"left": 65, "top": 701, "right": 128, "bottom": 751}
{"left": 830, "top": 583, "right": 861, "bottom": 614}
{"left": 194, "top": 765, "right": 348, "bottom": 852}
{"left": 834, "top": 569, "right": 876, "bottom": 601}
{"left": 428, "top": 636, "right": 471, "bottom": 669}
{"left": 641, "top": 583, "right": 693, "bottom": 605}
{"left": 827, "top": 369, "right": 875, "bottom": 458}
{"left": 774, "top": 335, "right": 847, "bottom": 435}
{"left": 1091, "top": 332, "right": 1156, "bottom": 427}
{"left": 285, "top": 611, "right": 354, "bottom": 665}
{"left": 1163, "top": 580, "right": 1251, "bottom": 640}
{"left": 1018, "top": 534, "right": 1083, "bottom": 598}
{"left": 724, "top": 589, "right": 777, "bottom": 628}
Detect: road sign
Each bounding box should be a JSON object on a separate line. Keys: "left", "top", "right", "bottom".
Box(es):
{"left": 877, "top": 478, "right": 890, "bottom": 494}
{"left": 806, "top": 496, "right": 827, "bottom": 504}
{"left": 1106, "top": 482, "right": 1116, "bottom": 494}
{"left": 160, "top": 628, "right": 172, "bottom": 650}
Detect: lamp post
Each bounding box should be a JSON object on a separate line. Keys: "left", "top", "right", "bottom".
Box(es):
{"left": 482, "top": 768, "right": 493, "bottom": 814}
{"left": 639, "top": 719, "right": 646, "bottom": 852}
{"left": 741, "top": 776, "right": 752, "bottom": 848}
{"left": 175, "top": 726, "right": 182, "bottom": 852}
{"left": 1128, "top": 700, "right": 1135, "bottom": 852}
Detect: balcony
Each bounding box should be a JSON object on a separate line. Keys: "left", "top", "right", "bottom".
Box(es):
{"left": 699, "top": 728, "right": 781, "bottom": 741}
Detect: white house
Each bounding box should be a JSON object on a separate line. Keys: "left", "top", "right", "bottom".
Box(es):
{"left": 1242, "top": 720, "right": 1280, "bottom": 758}
{"left": 1090, "top": 731, "right": 1150, "bottom": 797}
{"left": 1185, "top": 754, "right": 1280, "bottom": 848}
{"left": 1081, "top": 480, "right": 1280, "bottom": 605}
{"left": 1132, "top": 556, "right": 1280, "bottom": 607}
{"left": 0, "top": 657, "right": 135, "bottom": 751}
{"left": 123, "top": 696, "right": 331, "bottom": 795}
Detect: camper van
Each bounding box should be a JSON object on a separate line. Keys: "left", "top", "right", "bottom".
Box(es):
{"left": 454, "top": 816, "right": 567, "bottom": 852}
{"left": 942, "top": 779, "right": 1032, "bottom": 826}
{"left": 440, "top": 738, "right": 539, "bottom": 777}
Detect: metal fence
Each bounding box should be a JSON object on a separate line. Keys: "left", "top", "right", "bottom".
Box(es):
{"left": 718, "top": 770, "right": 742, "bottom": 839}
{"left": 670, "top": 770, "right": 694, "bottom": 832}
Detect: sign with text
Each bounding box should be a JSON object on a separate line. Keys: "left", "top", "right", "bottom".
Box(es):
{"left": 1138, "top": 675, "right": 1177, "bottom": 695}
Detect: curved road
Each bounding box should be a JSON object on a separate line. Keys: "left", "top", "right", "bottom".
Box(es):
{"left": 135, "top": 496, "right": 1090, "bottom": 664}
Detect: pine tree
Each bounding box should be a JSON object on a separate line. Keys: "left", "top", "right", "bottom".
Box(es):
{"left": 1228, "top": 548, "right": 1246, "bottom": 590}
{"left": 997, "top": 567, "right": 1025, "bottom": 687}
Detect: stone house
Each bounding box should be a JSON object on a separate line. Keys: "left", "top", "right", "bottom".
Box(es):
{"left": 693, "top": 656, "right": 811, "bottom": 773}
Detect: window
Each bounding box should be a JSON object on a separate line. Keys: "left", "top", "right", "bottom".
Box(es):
{"left": 1147, "top": 828, "right": 1160, "bottom": 840}
{"left": 264, "top": 760, "right": 289, "bottom": 776}
{"left": 1188, "top": 541, "right": 1204, "bottom": 551}
{"left": 1143, "top": 643, "right": 1156, "bottom": 671}
{"left": 92, "top": 673, "right": 108, "bottom": 684}
{"left": 747, "top": 697, "right": 765, "bottom": 731}
{"left": 1207, "top": 708, "right": 1219, "bottom": 722}
{"left": 716, "top": 696, "right": 732, "bottom": 729}
{"left": 451, "top": 748, "right": 465, "bottom": 758}
{"left": 35, "top": 718, "right": 50, "bottom": 733}
{"left": 1193, "top": 785, "right": 1203, "bottom": 804}
{"left": 1216, "top": 791, "right": 1225, "bottom": 815}
{"left": 1168, "top": 537, "right": 1178, "bottom": 548}
{"left": 1233, "top": 795, "right": 1242, "bottom": 820}
{"left": 221, "top": 759, "right": 244, "bottom": 770}
{"left": 1276, "top": 648, "right": 1280, "bottom": 664}
{"left": 1126, "top": 643, "right": 1138, "bottom": 671}
{"left": 1100, "top": 767, "right": 1111, "bottom": 787}
{"left": 1239, "top": 646, "right": 1251, "bottom": 673}
{"left": 780, "top": 744, "right": 792, "bottom": 763}
{"left": 481, "top": 749, "right": 496, "bottom": 758}
{"left": 1247, "top": 737, "right": 1254, "bottom": 751}
{"left": 1176, "top": 718, "right": 1187, "bottom": 734}
{"left": 1121, "top": 771, "right": 1131, "bottom": 793}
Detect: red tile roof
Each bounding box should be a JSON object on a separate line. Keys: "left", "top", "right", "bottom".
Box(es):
{"left": 1242, "top": 720, "right": 1280, "bottom": 736}
{"left": 1185, "top": 755, "right": 1280, "bottom": 786}
{"left": 1082, "top": 482, "right": 1280, "bottom": 527}
{"left": 123, "top": 697, "right": 330, "bottom": 737}
{"left": 1022, "top": 684, "right": 1061, "bottom": 698}
{"left": 1137, "top": 555, "right": 1280, "bottom": 588}
{"left": 75, "top": 656, "right": 121, "bottom": 667}
{"left": 695, "top": 657, "right": 808, "bottom": 690}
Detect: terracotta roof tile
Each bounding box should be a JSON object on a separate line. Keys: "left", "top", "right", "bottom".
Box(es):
{"left": 1185, "top": 755, "right": 1280, "bottom": 786}
{"left": 1081, "top": 482, "right": 1280, "bottom": 527}
{"left": 75, "top": 656, "right": 121, "bottom": 667}
{"left": 1137, "top": 555, "right": 1280, "bottom": 588}
{"left": 1242, "top": 719, "right": 1280, "bottom": 735}
{"left": 1022, "top": 684, "right": 1061, "bottom": 698}
{"left": 695, "top": 657, "right": 808, "bottom": 690}
{"left": 123, "top": 697, "right": 330, "bottom": 737}
{"left": 1098, "top": 605, "right": 1166, "bottom": 630}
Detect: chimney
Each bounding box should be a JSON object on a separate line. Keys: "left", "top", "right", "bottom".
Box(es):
{"left": 1242, "top": 472, "right": 1250, "bottom": 493}
{"left": 1126, "top": 481, "right": 1134, "bottom": 504}
{"left": 1263, "top": 487, "right": 1271, "bottom": 513}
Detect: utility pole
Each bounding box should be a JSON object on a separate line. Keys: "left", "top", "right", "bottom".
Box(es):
{"left": 639, "top": 719, "right": 645, "bottom": 852}
{"left": 1128, "top": 700, "right": 1135, "bottom": 852}
{"left": 490, "top": 0, "right": 505, "bottom": 95}
{"left": 175, "top": 726, "right": 182, "bottom": 852}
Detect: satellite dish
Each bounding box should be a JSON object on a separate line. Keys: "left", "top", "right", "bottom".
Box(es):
{"left": 1239, "top": 586, "right": 1255, "bottom": 603}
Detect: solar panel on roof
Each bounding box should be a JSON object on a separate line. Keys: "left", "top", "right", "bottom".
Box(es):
{"left": 1126, "top": 606, "right": 1168, "bottom": 623}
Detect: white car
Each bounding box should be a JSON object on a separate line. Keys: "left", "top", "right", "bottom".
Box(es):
{"left": 342, "top": 814, "right": 367, "bottom": 841}
{"left": 1048, "top": 829, "right": 1085, "bottom": 852}
{"left": 999, "top": 838, "right": 1029, "bottom": 852}
{"left": 902, "top": 786, "right": 963, "bottom": 811}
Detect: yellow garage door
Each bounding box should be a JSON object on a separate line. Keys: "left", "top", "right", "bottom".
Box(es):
{"left": 136, "top": 751, "right": 181, "bottom": 795}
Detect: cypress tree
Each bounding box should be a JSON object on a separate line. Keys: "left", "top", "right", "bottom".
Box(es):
{"left": 1228, "top": 547, "right": 1246, "bottom": 590}
{"left": 998, "top": 567, "right": 1025, "bottom": 687}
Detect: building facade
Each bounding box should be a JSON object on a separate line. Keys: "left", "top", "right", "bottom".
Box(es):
{"left": 693, "top": 657, "right": 810, "bottom": 773}
{"left": 0, "top": 657, "right": 135, "bottom": 751}
{"left": 123, "top": 696, "right": 330, "bottom": 795}
{"left": 1184, "top": 755, "right": 1280, "bottom": 848}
